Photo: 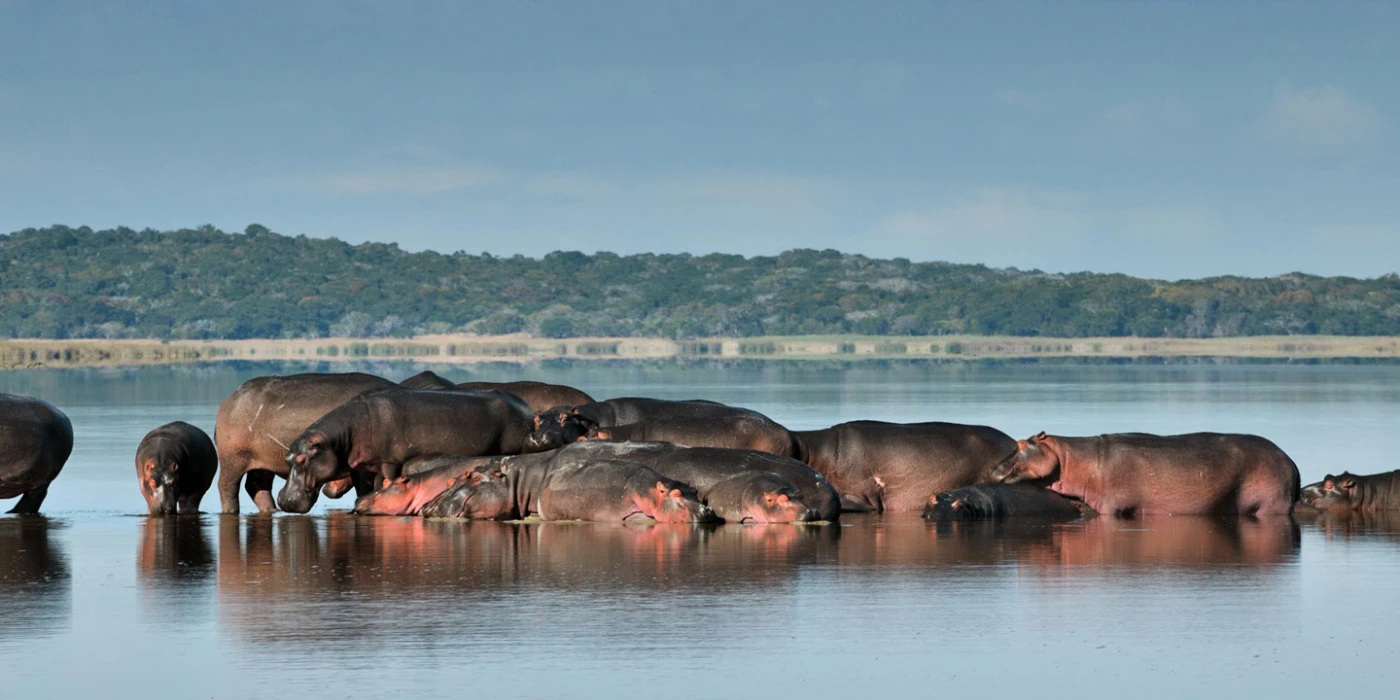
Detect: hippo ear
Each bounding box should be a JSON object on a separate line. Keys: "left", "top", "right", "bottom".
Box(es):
{"left": 382, "top": 478, "right": 392, "bottom": 489}
{"left": 1033, "top": 431, "right": 1048, "bottom": 442}
{"left": 469, "top": 471, "right": 486, "bottom": 486}
{"left": 396, "top": 476, "right": 409, "bottom": 485}
{"left": 775, "top": 493, "right": 790, "bottom": 505}
{"left": 952, "top": 498, "right": 964, "bottom": 510}
{"left": 1341, "top": 477, "right": 1357, "bottom": 490}
{"left": 1323, "top": 479, "right": 1335, "bottom": 491}
{"left": 668, "top": 488, "right": 683, "bottom": 500}
{"left": 169, "top": 463, "right": 179, "bottom": 472}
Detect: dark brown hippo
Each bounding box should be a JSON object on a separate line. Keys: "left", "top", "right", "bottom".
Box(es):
{"left": 422, "top": 457, "right": 715, "bottom": 523}
{"left": 135, "top": 421, "right": 219, "bottom": 515}
{"left": 353, "top": 454, "right": 498, "bottom": 516}
{"left": 399, "top": 371, "right": 457, "bottom": 390}
{"left": 277, "top": 388, "right": 549, "bottom": 513}
{"left": 793, "top": 421, "right": 1018, "bottom": 512}
{"left": 550, "top": 397, "right": 759, "bottom": 428}
{"left": 457, "top": 381, "right": 594, "bottom": 413}
{"left": 990, "top": 431, "right": 1300, "bottom": 516}
{"left": 1310, "top": 470, "right": 1400, "bottom": 512}
{"left": 923, "top": 483, "right": 1085, "bottom": 522}
{"left": 0, "top": 392, "right": 74, "bottom": 514}
{"left": 586, "top": 415, "right": 801, "bottom": 458}
{"left": 215, "top": 372, "right": 396, "bottom": 513}
{"left": 1298, "top": 480, "right": 1326, "bottom": 510}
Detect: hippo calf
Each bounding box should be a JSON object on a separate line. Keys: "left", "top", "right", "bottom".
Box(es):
{"left": 1311, "top": 470, "right": 1400, "bottom": 512}
{"left": 923, "top": 483, "right": 1085, "bottom": 522}
{"left": 136, "top": 421, "right": 218, "bottom": 515}
{"left": 353, "top": 454, "right": 498, "bottom": 516}
{"left": 704, "top": 473, "right": 815, "bottom": 523}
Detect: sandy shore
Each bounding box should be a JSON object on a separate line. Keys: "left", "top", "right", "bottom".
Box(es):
{"left": 4, "top": 334, "right": 1399, "bottom": 370}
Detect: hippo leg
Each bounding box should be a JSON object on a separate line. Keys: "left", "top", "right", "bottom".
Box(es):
{"left": 217, "top": 460, "right": 245, "bottom": 514}
{"left": 838, "top": 494, "right": 874, "bottom": 513}
{"left": 243, "top": 469, "right": 278, "bottom": 514}
{"left": 7, "top": 486, "right": 49, "bottom": 514}
{"left": 351, "top": 470, "right": 379, "bottom": 498}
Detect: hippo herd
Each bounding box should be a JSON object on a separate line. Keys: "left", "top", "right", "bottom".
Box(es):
{"left": 0, "top": 370, "right": 1391, "bottom": 522}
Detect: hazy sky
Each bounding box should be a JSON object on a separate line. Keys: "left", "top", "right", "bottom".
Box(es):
{"left": 1, "top": 1, "right": 1395, "bottom": 279}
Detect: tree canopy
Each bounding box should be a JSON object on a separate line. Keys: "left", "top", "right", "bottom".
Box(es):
{"left": 3, "top": 224, "right": 1398, "bottom": 340}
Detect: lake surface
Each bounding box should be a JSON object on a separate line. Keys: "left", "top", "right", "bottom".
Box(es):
{"left": 3, "top": 360, "right": 1399, "bottom": 698}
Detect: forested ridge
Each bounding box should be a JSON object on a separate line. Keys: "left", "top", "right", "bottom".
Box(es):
{"left": 3, "top": 224, "right": 1399, "bottom": 340}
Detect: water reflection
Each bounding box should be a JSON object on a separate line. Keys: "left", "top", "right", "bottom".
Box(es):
{"left": 0, "top": 517, "right": 71, "bottom": 641}
{"left": 137, "top": 516, "right": 217, "bottom": 622}
{"left": 1023, "top": 516, "right": 1300, "bottom": 571}
{"left": 1300, "top": 509, "right": 1400, "bottom": 543}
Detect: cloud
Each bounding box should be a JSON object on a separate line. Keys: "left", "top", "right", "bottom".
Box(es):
{"left": 305, "top": 165, "right": 501, "bottom": 195}
{"left": 868, "top": 188, "right": 1090, "bottom": 244}
{"left": 1261, "top": 85, "right": 1381, "bottom": 154}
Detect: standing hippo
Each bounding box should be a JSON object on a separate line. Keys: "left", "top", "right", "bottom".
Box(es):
{"left": 923, "top": 483, "right": 1085, "bottom": 522}
{"left": 353, "top": 454, "right": 499, "bottom": 516}
{"left": 793, "top": 421, "right": 1018, "bottom": 512}
{"left": 420, "top": 456, "right": 714, "bottom": 523}
{"left": 135, "top": 421, "right": 219, "bottom": 515}
{"left": 1311, "top": 471, "right": 1400, "bottom": 512}
{"left": 457, "top": 381, "right": 595, "bottom": 413}
{"left": 215, "top": 372, "right": 396, "bottom": 513}
{"left": 586, "top": 415, "right": 800, "bottom": 458}
{"left": 989, "top": 431, "right": 1300, "bottom": 516}
{"left": 0, "top": 393, "right": 73, "bottom": 514}
{"left": 399, "top": 371, "right": 457, "bottom": 390}
{"left": 277, "top": 388, "right": 546, "bottom": 513}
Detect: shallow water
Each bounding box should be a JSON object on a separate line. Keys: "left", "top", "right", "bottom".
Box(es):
{"left": 2, "top": 360, "right": 1399, "bottom": 698}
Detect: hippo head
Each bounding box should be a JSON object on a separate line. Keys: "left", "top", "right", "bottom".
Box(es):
{"left": 140, "top": 458, "right": 180, "bottom": 515}
{"left": 922, "top": 489, "right": 994, "bottom": 522}
{"left": 1298, "top": 481, "right": 1326, "bottom": 510}
{"left": 523, "top": 407, "right": 596, "bottom": 453}
{"left": 420, "top": 468, "right": 514, "bottom": 519}
{"left": 1315, "top": 473, "right": 1361, "bottom": 511}
{"left": 644, "top": 481, "right": 717, "bottom": 523}
{"left": 990, "top": 432, "right": 1059, "bottom": 484}
{"left": 736, "top": 476, "right": 815, "bottom": 524}
{"left": 277, "top": 431, "right": 345, "bottom": 514}
{"left": 353, "top": 476, "right": 418, "bottom": 516}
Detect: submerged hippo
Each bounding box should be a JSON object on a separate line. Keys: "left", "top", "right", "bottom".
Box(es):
{"left": 586, "top": 415, "right": 799, "bottom": 458}
{"left": 1311, "top": 470, "right": 1400, "bottom": 512}
{"left": 458, "top": 381, "right": 595, "bottom": 413}
{"left": 990, "top": 431, "right": 1300, "bottom": 516}
{"left": 0, "top": 393, "right": 73, "bottom": 514}
{"left": 215, "top": 372, "right": 397, "bottom": 513}
{"left": 135, "top": 421, "right": 218, "bottom": 515}
{"left": 793, "top": 421, "right": 1018, "bottom": 512}
{"left": 422, "top": 458, "right": 715, "bottom": 523}
{"left": 277, "top": 388, "right": 546, "bottom": 513}
{"left": 923, "top": 483, "right": 1085, "bottom": 522}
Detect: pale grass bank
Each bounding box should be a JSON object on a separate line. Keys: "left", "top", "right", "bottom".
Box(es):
{"left": 4, "top": 335, "right": 1400, "bottom": 370}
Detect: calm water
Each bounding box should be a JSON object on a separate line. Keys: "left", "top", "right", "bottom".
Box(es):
{"left": 3, "top": 360, "right": 1399, "bottom": 698}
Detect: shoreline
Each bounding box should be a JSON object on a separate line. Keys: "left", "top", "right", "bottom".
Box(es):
{"left": 5, "top": 334, "right": 1400, "bottom": 370}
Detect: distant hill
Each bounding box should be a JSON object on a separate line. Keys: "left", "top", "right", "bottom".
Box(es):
{"left": 3, "top": 224, "right": 1398, "bottom": 340}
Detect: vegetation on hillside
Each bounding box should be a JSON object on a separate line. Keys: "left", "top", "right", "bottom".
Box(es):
{"left": 3, "top": 224, "right": 1398, "bottom": 340}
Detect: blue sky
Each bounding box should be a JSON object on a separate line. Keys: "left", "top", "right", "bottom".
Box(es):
{"left": 1, "top": 0, "right": 1395, "bottom": 279}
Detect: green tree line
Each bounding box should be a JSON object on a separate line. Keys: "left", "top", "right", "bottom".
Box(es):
{"left": 3, "top": 224, "right": 1399, "bottom": 340}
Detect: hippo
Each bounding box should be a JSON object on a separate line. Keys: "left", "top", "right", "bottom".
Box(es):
{"left": 1311, "top": 470, "right": 1400, "bottom": 512}
{"left": 135, "top": 421, "right": 219, "bottom": 515}
{"left": 923, "top": 483, "right": 1085, "bottom": 522}
{"left": 215, "top": 372, "right": 397, "bottom": 513}
{"left": 585, "top": 415, "right": 800, "bottom": 458}
{"left": 277, "top": 388, "right": 547, "bottom": 514}
{"left": 989, "top": 431, "right": 1300, "bottom": 516}
{"left": 1298, "top": 480, "right": 1326, "bottom": 510}
{"left": 702, "top": 473, "right": 815, "bottom": 523}
{"left": 546, "top": 397, "right": 763, "bottom": 428}
{"left": 643, "top": 447, "right": 840, "bottom": 522}
{"left": 793, "top": 421, "right": 1019, "bottom": 512}
{"left": 420, "top": 456, "right": 715, "bottom": 523}
{"left": 399, "top": 371, "right": 457, "bottom": 390}
{"left": 457, "top": 381, "right": 595, "bottom": 413}
{"left": 0, "top": 393, "right": 73, "bottom": 514}
{"left": 353, "top": 454, "right": 499, "bottom": 516}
